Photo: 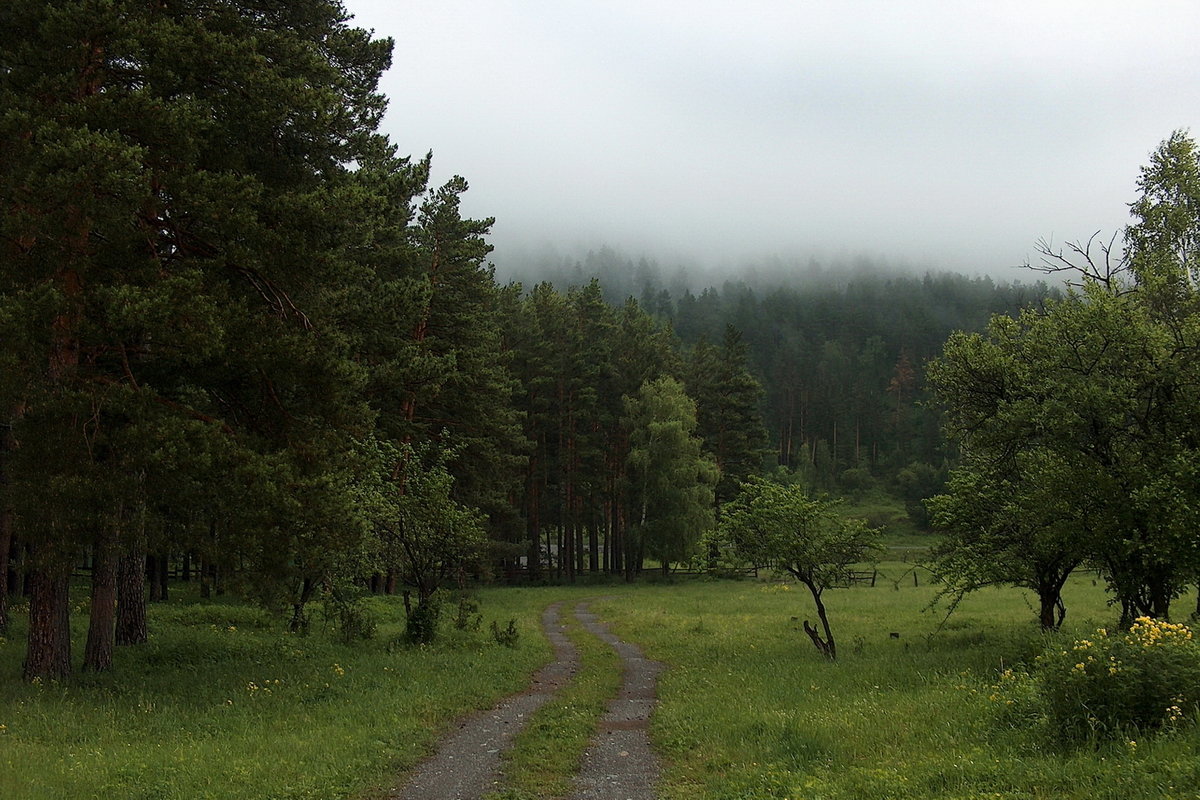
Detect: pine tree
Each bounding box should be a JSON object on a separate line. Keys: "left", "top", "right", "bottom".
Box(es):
{"left": 0, "top": 0, "right": 395, "bottom": 678}
{"left": 685, "top": 325, "right": 768, "bottom": 505}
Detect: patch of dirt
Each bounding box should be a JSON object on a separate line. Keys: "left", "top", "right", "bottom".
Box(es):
{"left": 568, "top": 601, "right": 664, "bottom": 800}
{"left": 387, "top": 602, "right": 578, "bottom": 800}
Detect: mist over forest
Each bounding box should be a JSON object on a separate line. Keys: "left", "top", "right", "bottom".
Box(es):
{"left": 495, "top": 241, "right": 1054, "bottom": 300}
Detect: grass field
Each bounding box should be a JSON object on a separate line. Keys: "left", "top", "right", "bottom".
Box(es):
{"left": 2, "top": 569, "right": 1199, "bottom": 799}
{"left": 593, "top": 568, "right": 1200, "bottom": 800}
{"left": 0, "top": 587, "right": 556, "bottom": 800}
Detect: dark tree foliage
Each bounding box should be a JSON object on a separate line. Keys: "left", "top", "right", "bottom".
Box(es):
{"left": 684, "top": 325, "right": 769, "bottom": 506}
{"left": 929, "top": 132, "right": 1200, "bottom": 627}
{"left": 1, "top": 0, "right": 399, "bottom": 678}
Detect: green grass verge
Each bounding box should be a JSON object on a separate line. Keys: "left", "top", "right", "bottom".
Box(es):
{"left": 590, "top": 568, "right": 1200, "bottom": 800}
{"left": 487, "top": 601, "right": 624, "bottom": 800}
{"left": 0, "top": 586, "right": 554, "bottom": 800}
{"left": 6, "top": 573, "right": 1200, "bottom": 800}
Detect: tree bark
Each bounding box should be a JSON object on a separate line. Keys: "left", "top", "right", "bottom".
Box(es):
{"left": 0, "top": 420, "right": 11, "bottom": 634}
{"left": 83, "top": 524, "right": 118, "bottom": 671}
{"left": 116, "top": 539, "right": 147, "bottom": 646}
{"left": 799, "top": 579, "right": 836, "bottom": 660}
{"left": 0, "top": 518, "right": 10, "bottom": 634}
{"left": 23, "top": 563, "right": 72, "bottom": 681}
{"left": 1036, "top": 574, "right": 1070, "bottom": 631}
{"left": 147, "top": 554, "right": 163, "bottom": 601}
{"left": 289, "top": 577, "right": 314, "bottom": 633}
{"left": 588, "top": 519, "right": 599, "bottom": 573}
{"left": 1038, "top": 592, "right": 1059, "bottom": 631}
{"left": 158, "top": 554, "right": 169, "bottom": 601}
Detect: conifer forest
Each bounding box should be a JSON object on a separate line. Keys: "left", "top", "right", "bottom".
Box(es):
{"left": 4, "top": 5, "right": 1200, "bottom": 799}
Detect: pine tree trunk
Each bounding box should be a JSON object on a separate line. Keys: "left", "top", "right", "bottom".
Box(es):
{"left": 588, "top": 519, "right": 599, "bottom": 573}
{"left": 13, "top": 541, "right": 27, "bottom": 597}
{"left": 147, "top": 554, "right": 163, "bottom": 602}
{"left": 0, "top": 509, "right": 10, "bottom": 635}
{"left": 116, "top": 540, "right": 148, "bottom": 646}
{"left": 158, "top": 554, "right": 169, "bottom": 601}
{"left": 575, "top": 516, "right": 584, "bottom": 576}
{"left": 23, "top": 562, "right": 72, "bottom": 681}
{"left": 526, "top": 458, "right": 542, "bottom": 579}
{"left": 83, "top": 524, "right": 118, "bottom": 672}
{"left": 0, "top": 420, "right": 11, "bottom": 634}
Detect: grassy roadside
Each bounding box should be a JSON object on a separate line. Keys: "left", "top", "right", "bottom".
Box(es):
{"left": 6, "top": 572, "right": 1199, "bottom": 800}
{"left": 591, "top": 569, "right": 1200, "bottom": 800}
{"left": 0, "top": 586, "right": 555, "bottom": 800}
{"left": 487, "top": 600, "right": 624, "bottom": 800}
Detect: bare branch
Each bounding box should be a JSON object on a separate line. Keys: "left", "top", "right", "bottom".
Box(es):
{"left": 1022, "top": 230, "right": 1133, "bottom": 294}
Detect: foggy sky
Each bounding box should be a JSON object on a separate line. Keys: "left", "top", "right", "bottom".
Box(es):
{"left": 345, "top": 1, "right": 1200, "bottom": 278}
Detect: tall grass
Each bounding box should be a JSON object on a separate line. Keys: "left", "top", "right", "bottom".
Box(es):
{"left": 0, "top": 586, "right": 554, "bottom": 800}
{"left": 593, "top": 567, "right": 1200, "bottom": 800}
{"left": 4, "top": 573, "right": 1199, "bottom": 799}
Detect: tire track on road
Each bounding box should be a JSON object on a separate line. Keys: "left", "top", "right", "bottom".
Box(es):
{"left": 389, "top": 602, "right": 578, "bottom": 800}
{"left": 569, "top": 601, "right": 664, "bottom": 800}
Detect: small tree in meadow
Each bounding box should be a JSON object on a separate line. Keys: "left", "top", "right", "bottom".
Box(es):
{"left": 719, "top": 476, "right": 880, "bottom": 659}
{"left": 365, "top": 439, "right": 486, "bottom": 644}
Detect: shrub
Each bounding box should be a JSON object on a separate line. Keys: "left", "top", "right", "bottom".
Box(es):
{"left": 995, "top": 617, "right": 1200, "bottom": 744}
{"left": 325, "top": 599, "right": 377, "bottom": 644}
{"left": 491, "top": 618, "right": 520, "bottom": 648}
{"left": 453, "top": 594, "right": 482, "bottom": 631}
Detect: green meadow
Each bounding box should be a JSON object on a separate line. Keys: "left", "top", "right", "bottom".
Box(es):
{"left": 0, "top": 588, "right": 552, "bottom": 800}
{"left": 593, "top": 571, "right": 1200, "bottom": 800}
{"left": 2, "top": 571, "right": 1199, "bottom": 799}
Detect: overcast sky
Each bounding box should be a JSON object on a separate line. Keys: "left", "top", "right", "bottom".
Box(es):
{"left": 344, "top": 1, "right": 1200, "bottom": 278}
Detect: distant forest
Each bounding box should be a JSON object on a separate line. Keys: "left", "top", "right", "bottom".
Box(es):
{"left": 510, "top": 249, "right": 1058, "bottom": 498}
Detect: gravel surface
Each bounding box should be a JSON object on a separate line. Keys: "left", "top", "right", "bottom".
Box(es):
{"left": 568, "top": 601, "right": 664, "bottom": 800}
{"left": 387, "top": 602, "right": 578, "bottom": 800}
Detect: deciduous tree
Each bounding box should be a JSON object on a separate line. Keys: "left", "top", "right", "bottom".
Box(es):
{"left": 719, "top": 476, "right": 879, "bottom": 659}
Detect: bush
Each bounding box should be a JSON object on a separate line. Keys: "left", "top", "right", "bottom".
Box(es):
{"left": 990, "top": 617, "right": 1200, "bottom": 744}
{"left": 839, "top": 467, "right": 875, "bottom": 498}
{"left": 491, "top": 618, "right": 520, "bottom": 648}
{"left": 404, "top": 596, "right": 441, "bottom": 645}
{"left": 453, "top": 593, "right": 482, "bottom": 631}
{"left": 335, "top": 601, "right": 378, "bottom": 644}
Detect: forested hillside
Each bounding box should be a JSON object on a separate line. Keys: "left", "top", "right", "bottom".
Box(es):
{"left": 0, "top": 0, "right": 1061, "bottom": 681}
{"left": 511, "top": 252, "right": 1058, "bottom": 492}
